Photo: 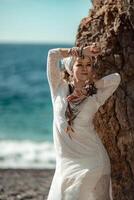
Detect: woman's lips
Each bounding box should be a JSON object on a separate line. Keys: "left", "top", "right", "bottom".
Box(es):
{"left": 82, "top": 73, "right": 88, "bottom": 75}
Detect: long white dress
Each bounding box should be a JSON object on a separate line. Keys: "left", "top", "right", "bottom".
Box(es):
{"left": 46, "top": 48, "right": 121, "bottom": 200}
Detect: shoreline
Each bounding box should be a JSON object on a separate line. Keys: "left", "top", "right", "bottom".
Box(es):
{"left": 0, "top": 168, "right": 55, "bottom": 200}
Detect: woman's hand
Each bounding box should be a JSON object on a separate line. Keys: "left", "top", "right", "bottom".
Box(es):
{"left": 83, "top": 43, "right": 101, "bottom": 57}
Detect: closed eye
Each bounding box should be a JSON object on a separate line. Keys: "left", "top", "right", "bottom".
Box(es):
{"left": 76, "top": 64, "right": 82, "bottom": 67}
{"left": 76, "top": 64, "right": 91, "bottom": 67}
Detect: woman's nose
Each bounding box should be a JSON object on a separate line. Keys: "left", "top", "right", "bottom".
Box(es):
{"left": 82, "top": 65, "right": 88, "bottom": 71}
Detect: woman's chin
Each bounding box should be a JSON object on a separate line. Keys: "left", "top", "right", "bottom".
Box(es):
{"left": 76, "top": 75, "right": 90, "bottom": 82}
{"left": 80, "top": 76, "right": 89, "bottom": 81}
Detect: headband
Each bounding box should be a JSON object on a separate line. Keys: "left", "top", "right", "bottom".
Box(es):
{"left": 60, "top": 56, "right": 93, "bottom": 75}
{"left": 61, "top": 56, "right": 76, "bottom": 75}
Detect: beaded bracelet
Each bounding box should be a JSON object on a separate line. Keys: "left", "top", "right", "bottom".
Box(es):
{"left": 79, "top": 47, "right": 83, "bottom": 57}
{"left": 72, "top": 47, "right": 79, "bottom": 57}
{"left": 67, "top": 48, "right": 73, "bottom": 56}
{"left": 68, "top": 47, "right": 84, "bottom": 57}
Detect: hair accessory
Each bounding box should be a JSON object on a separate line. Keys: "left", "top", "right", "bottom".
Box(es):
{"left": 61, "top": 56, "right": 76, "bottom": 75}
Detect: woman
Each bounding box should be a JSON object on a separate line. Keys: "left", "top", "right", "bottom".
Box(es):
{"left": 46, "top": 45, "right": 121, "bottom": 200}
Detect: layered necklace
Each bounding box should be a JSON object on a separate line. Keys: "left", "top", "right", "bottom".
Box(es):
{"left": 65, "top": 79, "right": 98, "bottom": 139}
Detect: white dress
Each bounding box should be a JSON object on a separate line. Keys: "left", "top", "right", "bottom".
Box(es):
{"left": 46, "top": 48, "right": 121, "bottom": 200}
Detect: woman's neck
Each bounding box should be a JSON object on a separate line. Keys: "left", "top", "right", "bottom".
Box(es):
{"left": 72, "top": 79, "right": 90, "bottom": 90}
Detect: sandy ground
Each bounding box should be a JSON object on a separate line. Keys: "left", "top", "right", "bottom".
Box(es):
{"left": 0, "top": 168, "right": 55, "bottom": 200}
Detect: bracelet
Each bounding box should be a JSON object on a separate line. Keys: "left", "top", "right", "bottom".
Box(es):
{"left": 67, "top": 48, "right": 72, "bottom": 56}
{"left": 72, "top": 47, "right": 79, "bottom": 57}
{"left": 67, "top": 48, "right": 78, "bottom": 57}
{"left": 67, "top": 47, "right": 83, "bottom": 57}
{"left": 78, "top": 47, "right": 83, "bottom": 57}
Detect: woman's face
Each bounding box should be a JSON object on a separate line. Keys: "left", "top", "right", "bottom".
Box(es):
{"left": 72, "top": 57, "right": 93, "bottom": 82}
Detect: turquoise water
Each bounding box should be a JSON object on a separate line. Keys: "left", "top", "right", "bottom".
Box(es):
{"left": 0, "top": 43, "right": 72, "bottom": 168}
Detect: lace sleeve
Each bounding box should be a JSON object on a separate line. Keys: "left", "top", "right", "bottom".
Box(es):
{"left": 46, "top": 48, "right": 64, "bottom": 104}
{"left": 95, "top": 73, "right": 121, "bottom": 108}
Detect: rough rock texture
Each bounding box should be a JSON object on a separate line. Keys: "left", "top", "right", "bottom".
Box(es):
{"left": 75, "top": 0, "right": 134, "bottom": 199}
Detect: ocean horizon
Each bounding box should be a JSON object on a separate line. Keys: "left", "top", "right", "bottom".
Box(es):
{"left": 0, "top": 42, "right": 73, "bottom": 169}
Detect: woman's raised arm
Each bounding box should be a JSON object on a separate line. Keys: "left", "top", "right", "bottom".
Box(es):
{"left": 46, "top": 46, "right": 100, "bottom": 104}
{"left": 46, "top": 48, "right": 72, "bottom": 105}
{"left": 94, "top": 73, "right": 121, "bottom": 108}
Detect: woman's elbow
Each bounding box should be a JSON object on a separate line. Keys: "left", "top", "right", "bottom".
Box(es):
{"left": 114, "top": 73, "right": 121, "bottom": 85}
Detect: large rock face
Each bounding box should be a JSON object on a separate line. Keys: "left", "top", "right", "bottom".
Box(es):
{"left": 75, "top": 0, "right": 134, "bottom": 199}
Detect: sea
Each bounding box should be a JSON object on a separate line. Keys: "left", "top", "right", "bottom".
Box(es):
{"left": 0, "top": 43, "right": 73, "bottom": 169}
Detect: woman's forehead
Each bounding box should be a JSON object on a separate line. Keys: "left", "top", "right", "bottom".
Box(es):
{"left": 76, "top": 56, "right": 92, "bottom": 64}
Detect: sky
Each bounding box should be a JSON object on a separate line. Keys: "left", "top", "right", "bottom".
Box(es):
{"left": 0, "top": 0, "right": 92, "bottom": 44}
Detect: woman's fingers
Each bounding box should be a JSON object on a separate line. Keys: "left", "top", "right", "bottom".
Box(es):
{"left": 90, "top": 46, "right": 101, "bottom": 53}
{"left": 83, "top": 45, "right": 101, "bottom": 57}
{"left": 91, "top": 47, "right": 100, "bottom": 52}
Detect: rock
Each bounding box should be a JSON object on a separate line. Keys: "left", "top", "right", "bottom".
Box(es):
{"left": 75, "top": 0, "right": 134, "bottom": 199}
